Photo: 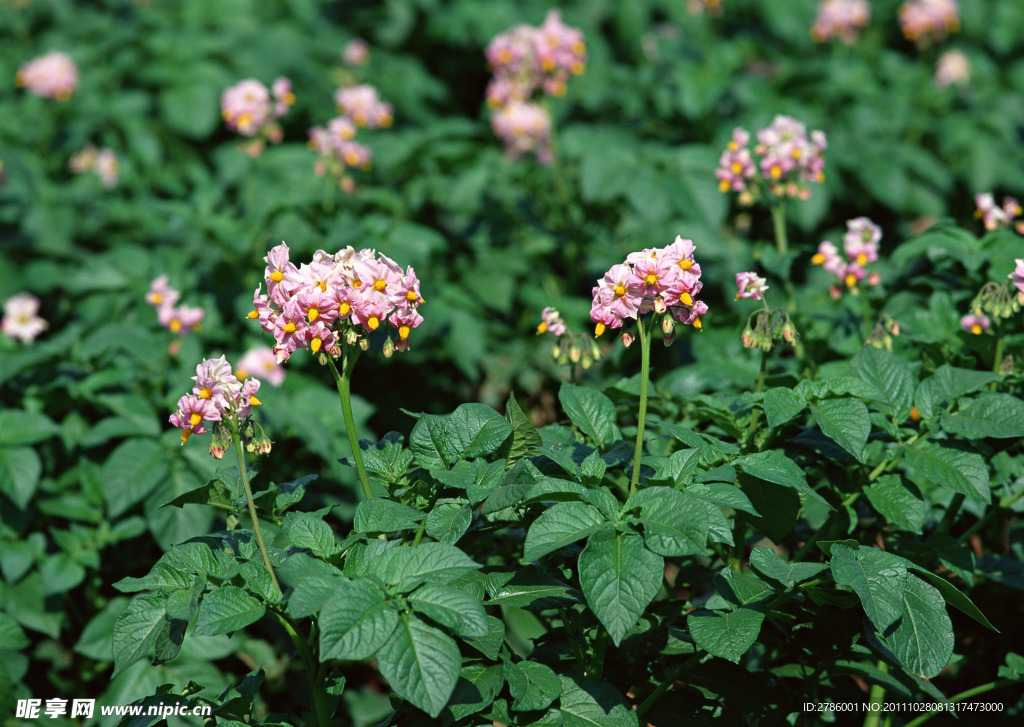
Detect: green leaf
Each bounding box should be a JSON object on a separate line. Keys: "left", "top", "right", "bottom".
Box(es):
{"left": 160, "top": 477, "right": 233, "bottom": 511}
{"left": 523, "top": 502, "right": 607, "bottom": 561}
{"left": 903, "top": 442, "right": 990, "bottom": 503}
{"left": 378, "top": 542, "right": 482, "bottom": 591}
{"left": 283, "top": 512, "right": 340, "bottom": 559}
{"left": 906, "top": 567, "right": 998, "bottom": 632}
{"left": 829, "top": 544, "right": 907, "bottom": 632}
{"left": 376, "top": 612, "right": 461, "bottom": 719}
{"left": 742, "top": 480, "right": 801, "bottom": 543}
{"left": 101, "top": 438, "right": 170, "bottom": 517}
{"left": 558, "top": 382, "right": 621, "bottom": 448}
{"left": 748, "top": 547, "right": 827, "bottom": 588}
{"left": 484, "top": 568, "right": 584, "bottom": 610}
{"left": 407, "top": 582, "right": 489, "bottom": 638}
{"left": 409, "top": 413, "right": 454, "bottom": 469}
{"left": 863, "top": 475, "right": 926, "bottom": 533}
{"left": 578, "top": 530, "right": 663, "bottom": 646}
{"left": 797, "top": 376, "right": 883, "bottom": 401}
{"left": 353, "top": 498, "right": 424, "bottom": 533}
{"left": 762, "top": 387, "right": 806, "bottom": 429}
{"left": 0, "top": 446, "right": 41, "bottom": 510}
{"left": 809, "top": 398, "right": 870, "bottom": 463}
{"left": 464, "top": 615, "right": 506, "bottom": 660}
{"left": 850, "top": 347, "right": 915, "bottom": 421}
{"left": 506, "top": 660, "right": 560, "bottom": 712}
{"left": 319, "top": 578, "right": 397, "bottom": 660}
{"left": 425, "top": 502, "right": 472, "bottom": 544}
{"left": 556, "top": 673, "right": 637, "bottom": 727}
{"left": 194, "top": 586, "right": 265, "bottom": 636}
{"left": 629, "top": 486, "right": 713, "bottom": 556}
{"left": 0, "top": 612, "right": 30, "bottom": 651}
{"left": 112, "top": 561, "right": 194, "bottom": 593}
{"left": 880, "top": 575, "right": 953, "bottom": 679}
{"left": 0, "top": 411, "right": 59, "bottom": 446}
{"left": 688, "top": 607, "right": 765, "bottom": 663}
{"left": 446, "top": 403, "right": 514, "bottom": 461}
{"left": 733, "top": 450, "right": 832, "bottom": 508}
{"left": 112, "top": 593, "right": 169, "bottom": 678}
{"left": 503, "top": 392, "right": 542, "bottom": 467}
{"left": 914, "top": 364, "right": 1002, "bottom": 419}
{"left": 287, "top": 574, "right": 344, "bottom": 619}
{"left": 688, "top": 482, "right": 761, "bottom": 516}
{"left": 941, "top": 393, "right": 1024, "bottom": 439}
{"left": 444, "top": 664, "right": 504, "bottom": 722}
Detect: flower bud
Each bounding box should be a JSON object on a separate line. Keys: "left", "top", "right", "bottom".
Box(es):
{"left": 581, "top": 356, "right": 593, "bottom": 369}
{"left": 382, "top": 336, "right": 395, "bottom": 359}
{"left": 661, "top": 315, "right": 675, "bottom": 337}
{"left": 569, "top": 345, "right": 582, "bottom": 363}
{"left": 359, "top": 337, "right": 370, "bottom": 351}
{"left": 345, "top": 328, "right": 360, "bottom": 345}
{"left": 620, "top": 331, "right": 635, "bottom": 348}
{"left": 653, "top": 297, "right": 667, "bottom": 314}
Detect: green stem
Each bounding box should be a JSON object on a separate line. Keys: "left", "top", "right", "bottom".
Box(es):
{"left": 636, "top": 653, "right": 702, "bottom": 719}
{"left": 272, "top": 610, "right": 331, "bottom": 727}
{"left": 745, "top": 348, "right": 769, "bottom": 452}
{"left": 933, "top": 493, "right": 965, "bottom": 537}
{"left": 860, "top": 290, "right": 873, "bottom": 342}
{"left": 770, "top": 203, "right": 789, "bottom": 256}
{"left": 902, "top": 679, "right": 1017, "bottom": 727}
{"left": 327, "top": 348, "right": 374, "bottom": 500}
{"left": 559, "top": 608, "right": 587, "bottom": 673}
{"left": 991, "top": 328, "right": 1005, "bottom": 383}
{"left": 229, "top": 418, "right": 280, "bottom": 593}
{"left": 862, "top": 661, "right": 888, "bottom": 727}
{"left": 629, "top": 318, "right": 652, "bottom": 497}
{"left": 586, "top": 627, "right": 609, "bottom": 681}
{"left": 958, "top": 485, "right": 1024, "bottom": 544}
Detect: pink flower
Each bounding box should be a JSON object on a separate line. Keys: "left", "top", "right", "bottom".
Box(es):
{"left": 1010, "top": 259, "right": 1024, "bottom": 295}
{"left": 343, "top": 38, "right": 370, "bottom": 66}
{"left": 719, "top": 117, "right": 826, "bottom": 202}
{"left": 146, "top": 276, "right": 180, "bottom": 308}
{"left": 843, "top": 217, "right": 882, "bottom": 265}
{"left": 170, "top": 356, "right": 264, "bottom": 449}
{"left": 736, "top": 272, "right": 769, "bottom": 300}
{"left": 975, "top": 193, "right": 1023, "bottom": 232}
{"left": 899, "top": 0, "right": 960, "bottom": 43}
{"left": 272, "top": 77, "right": 296, "bottom": 117}
{"left": 811, "top": 240, "right": 844, "bottom": 274}
{"left": 1, "top": 293, "right": 48, "bottom": 342}
{"left": 236, "top": 347, "right": 286, "bottom": 387}
{"left": 221, "top": 78, "right": 292, "bottom": 147}
{"left": 334, "top": 85, "right": 393, "bottom": 128}
{"left": 960, "top": 314, "right": 990, "bottom": 335}
{"left": 811, "top": 0, "right": 870, "bottom": 44}
{"left": 491, "top": 101, "right": 552, "bottom": 163}
{"left": 169, "top": 394, "right": 220, "bottom": 443}
{"left": 158, "top": 304, "right": 204, "bottom": 335}
{"left": 16, "top": 51, "right": 78, "bottom": 100}
{"left": 538, "top": 306, "right": 567, "bottom": 336}
{"left": 935, "top": 49, "right": 970, "bottom": 89}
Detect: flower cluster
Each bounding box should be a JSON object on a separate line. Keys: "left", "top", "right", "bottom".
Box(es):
{"left": 960, "top": 313, "right": 990, "bottom": 336}
{"left": 964, "top": 263, "right": 1024, "bottom": 334}
{"left": 1, "top": 293, "right": 48, "bottom": 343}
{"left": 537, "top": 306, "right": 601, "bottom": 368}
{"left": 899, "top": 0, "right": 960, "bottom": 44}
{"left": 169, "top": 356, "right": 269, "bottom": 457}
{"left": 734, "top": 271, "right": 797, "bottom": 351}
{"left": 485, "top": 10, "right": 586, "bottom": 162}
{"left": 974, "top": 193, "right": 1024, "bottom": 234}
{"left": 69, "top": 145, "right": 119, "bottom": 189}
{"left": 811, "top": 217, "right": 883, "bottom": 296}
{"left": 220, "top": 77, "right": 295, "bottom": 155}
{"left": 716, "top": 116, "right": 827, "bottom": 203}
{"left": 811, "top": 0, "right": 870, "bottom": 44}
{"left": 16, "top": 51, "right": 78, "bottom": 101}
{"left": 250, "top": 242, "right": 424, "bottom": 363}
{"left": 590, "top": 236, "right": 707, "bottom": 346}
{"left": 342, "top": 38, "right": 370, "bottom": 67}
{"left": 735, "top": 272, "right": 769, "bottom": 301}
{"left": 310, "top": 84, "right": 392, "bottom": 191}
{"left": 235, "top": 347, "right": 286, "bottom": 387}
{"left": 935, "top": 49, "right": 970, "bottom": 89}
{"left": 146, "top": 276, "right": 204, "bottom": 337}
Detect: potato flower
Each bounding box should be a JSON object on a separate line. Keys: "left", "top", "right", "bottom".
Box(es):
{"left": 16, "top": 51, "right": 78, "bottom": 100}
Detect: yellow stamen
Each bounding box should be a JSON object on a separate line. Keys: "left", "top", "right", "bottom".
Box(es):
{"left": 730, "top": 162, "right": 742, "bottom": 174}
{"left": 679, "top": 260, "right": 694, "bottom": 271}
{"left": 811, "top": 253, "right": 825, "bottom": 265}
{"left": 970, "top": 324, "right": 982, "bottom": 335}
{"left": 406, "top": 290, "right": 418, "bottom": 301}
{"left": 791, "top": 148, "right": 802, "bottom": 159}
{"left": 247, "top": 310, "right": 259, "bottom": 319}
{"left": 308, "top": 308, "right": 319, "bottom": 322}
{"left": 693, "top": 317, "right": 702, "bottom": 330}
{"left": 644, "top": 273, "right": 658, "bottom": 285}
{"left": 352, "top": 279, "right": 362, "bottom": 287}
{"left": 856, "top": 253, "right": 868, "bottom": 266}
{"left": 374, "top": 279, "right": 387, "bottom": 291}
{"left": 283, "top": 321, "right": 296, "bottom": 333}
{"left": 595, "top": 322, "right": 606, "bottom": 337}
{"left": 727, "top": 141, "right": 739, "bottom": 152}
{"left": 614, "top": 284, "right": 626, "bottom": 297}
{"left": 680, "top": 292, "right": 693, "bottom": 306}
{"left": 319, "top": 281, "right": 327, "bottom": 293}
{"left": 235, "top": 369, "right": 248, "bottom": 380}
{"left": 845, "top": 273, "right": 857, "bottom": 288}
{"left": 170, "top": 319, "right": 182, "bottom": 333}
{"left": 537, "top": 321, "right": 548, "bottom": 334}
{"left": 250, "top": 395, "right": 262, "bottom": 406}
{"left": 180, "top": 429, "right": 191, "bottom": 444}
{"left": 151, "top": 292, "right": 163, "bottom": 304}
{"left": 368, "top": 316, "right": 380, "bottom": 330}
{"left": 770, "top": 165, "right": 782, "bottom": 180}
{"left": 189, "top": 412, "right": 202, "bottom": 427}
{"left": 270, "top": 270, "right": 284, "bottom": 282}
{"left": 399, "top": 325, "right": 410, "bottom": 340}
{"left": 198, "top": 387, "right": 212, "bottom": 399}
{"left": 718, "top": 180, "right": 731, "bottom": 193}
{"left": 310, "top": 337, "right": 322, "bottom": 353}
{"left": 339, "top": 302, "right": 351, "bottom": 316}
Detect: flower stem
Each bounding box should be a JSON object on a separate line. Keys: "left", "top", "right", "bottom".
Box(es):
{"left": 991, "top": 325, "right": 1005, "bottom": 386}
{"left": 862, "top": 661, "right": 888, "bottom": 727}
{"left": 229, "top": 418, "right": 280, "bottom": 593}
{"left": 745, "top": 348, "right": 769, "bottom": 452}
{"left": 629, "top": 318, "right": 652, "bottom": 497}
{"left": 770, "top": 203, "right": 789, "bottom": 256}
{"left": 585, "top": 626, "right": 609, "bottom": 681}
{"left": 271, "top": 610, "right": 331, "bottom": 727}
{"left": 328, "top": 348, "right": 374, "bottom": 500}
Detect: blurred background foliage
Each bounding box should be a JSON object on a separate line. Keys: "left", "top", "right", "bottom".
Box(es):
{"left": 1, "top": 0, "right": 1023, "bottom": 723}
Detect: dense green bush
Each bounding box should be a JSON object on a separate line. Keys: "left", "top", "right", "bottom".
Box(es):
{"left": 2, "top": 0, "right": 1023, "bottom": 725}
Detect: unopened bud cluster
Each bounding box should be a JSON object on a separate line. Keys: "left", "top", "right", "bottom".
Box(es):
{"left": 866, "top": 314, "right": 902, "bottom": 350}
{"left": 250, "top": 241, "right": 424, "bottom": 364}
{"left": 741, "top": 309, "right": 798, "bottom": 352}
{"left": 968, "top": 265, "right": 1024, "bottom": 324}
{"left": 536, "top": 306, "right": 601, "bottom": 368}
